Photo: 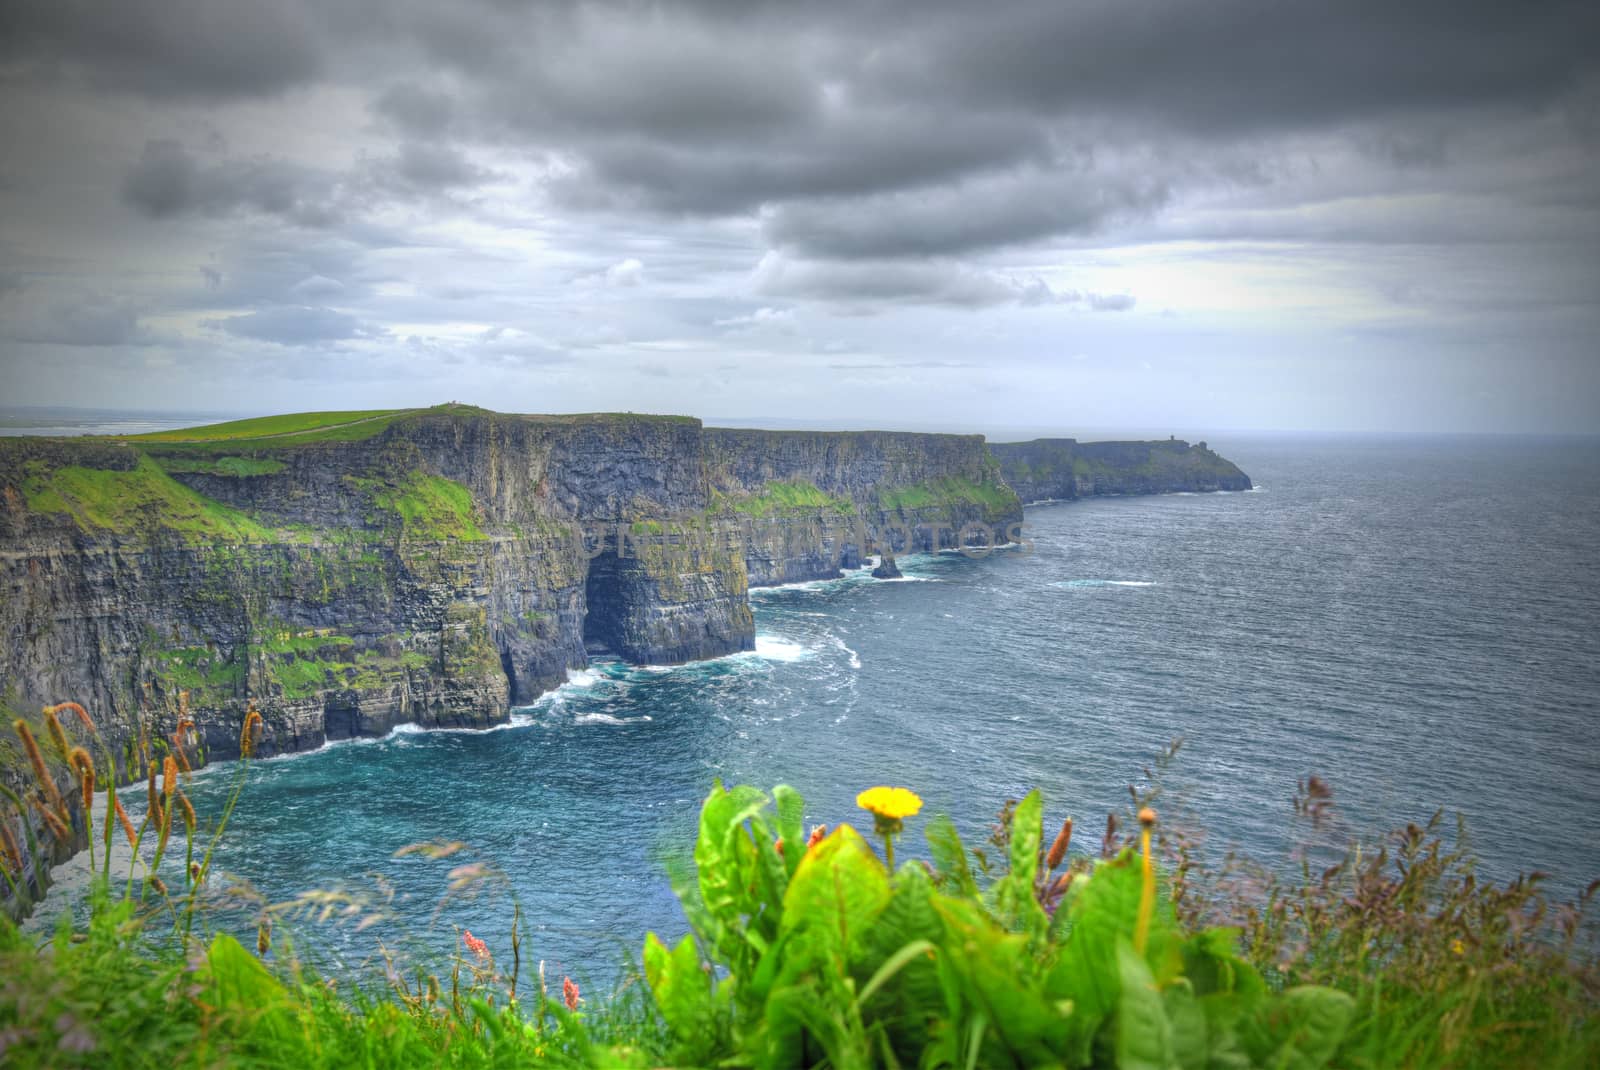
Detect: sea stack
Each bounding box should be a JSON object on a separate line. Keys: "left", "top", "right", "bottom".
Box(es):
{"left": 872, "top": 553, "right": 903, "bottom": 579}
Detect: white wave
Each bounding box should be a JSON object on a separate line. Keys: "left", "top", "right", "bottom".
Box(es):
{"left": 573, "top": 712, "right": 653, "bottom": 726}
{"left": 1050, "top": 579, "right": 1158, "bottom": 589}
{"left": 754, "top": 635, "right": 811, "bottom": 662}
{"left": 825, "top": 632, "right": 863, "bottom": 669}
{"left": 563, "top": 667, "right": 605, "bottom": 689}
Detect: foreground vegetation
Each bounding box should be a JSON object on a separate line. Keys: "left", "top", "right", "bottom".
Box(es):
{"left": 2, "top": 708, "right": 1596, "bottom": 1068}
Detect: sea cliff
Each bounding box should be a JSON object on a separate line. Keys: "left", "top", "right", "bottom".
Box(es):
{"left": 991, "top": 437, "right": 1252, "bottom": 502}
{"left": 0, "top": 406, "right": 1249, "bottom": 911}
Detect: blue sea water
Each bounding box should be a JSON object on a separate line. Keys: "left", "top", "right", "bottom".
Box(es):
{"left": 40, "top": 434, "right": 1600, "bottom": 987}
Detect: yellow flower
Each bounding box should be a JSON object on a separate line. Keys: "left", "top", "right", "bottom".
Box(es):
{"left": 1451, "top": 938, "right": 1466, "bottom": 956}
{"left": 856, "top": 786, "right": 923, "bottom": 820}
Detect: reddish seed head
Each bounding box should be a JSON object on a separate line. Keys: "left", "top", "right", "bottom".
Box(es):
{"left": 562, "top": 976, "right": 580, "bottom": 1011}
{"left": 35, "top": 798, "right": 71, "bottom": 843}
{"left": 806, "top": 824, "right": 828, "bottom": 850}
{"left": 114, "top": 797, "right": 138, "bottom": 847}
{"left": 69, "top": 748, "right": 95, "bottom": 812}
{"left": 1045, "top": 817, "right": 1074, "bottom": 871}
{"left": 42, "top": 707, "right": 71, "bottom": 762}
{"left": 463, "top": 930, "right": 489, "bottom": 960}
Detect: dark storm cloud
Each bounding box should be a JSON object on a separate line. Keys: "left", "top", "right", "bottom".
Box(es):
{"left": 761, "top": 167, "right": 1170, "bottom": 259}
{"left": 867, "top": 0, "right": 1600, "bottom": 134}
{"left": 0, "top": 0, "right": 322, "bottom": 98}
{"left": 121, "top": 139, "right": 496, "bottom": 226}
{"left": 18, "top": 0, "right": 1597, "bottom": 262}
{"left": 122, "top": 140, "right": 343, "bottom": 226}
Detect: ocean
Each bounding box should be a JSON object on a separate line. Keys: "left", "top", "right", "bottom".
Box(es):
{"left": 29, "top": 433, "right": 1600, "bottom": 989}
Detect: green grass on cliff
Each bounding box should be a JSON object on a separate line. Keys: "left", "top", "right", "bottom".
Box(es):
{"left": 20, "top": 456, "right": 285, "bottom": 543}
{"left": 877, "top": 474, "right": 1018, "bottom": 518}
{"left": 126, "top": 409, "right": 405, "bottom": 444}
{"left": 154, "top": 456, "right": 287, "bottom": 477}
{"left": 724, "top": 479, "right": 857, "bottom": 517}
{"left": 364, "top": 472, "right": 488, "bottom": 541}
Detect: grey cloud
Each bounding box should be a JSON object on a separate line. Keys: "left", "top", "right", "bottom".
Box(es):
{"left": 755, "top": 254, "right": 1074, "bottom": 309}
{"left": 123, "top": 138, "right": 497, "bottom": 228}
{"left": 763, "top": 166, "right": 1169, "bottom": 259}
{"left": 871, "top": 0, "right": 1600, "bottom": 135}
{"left": 0, "top": 0, "right": 322, "bottom": 98}
{"left": 374, "top": 83, "right": 457, "bottom": 137}
{"left": 544, "top": 111, "right": 1048, "bottom": 215}
{"left": 122, "top": 140, "right": 342, "bottom": 226}
{"left": 753, "top": 254, "right": 1140, "bottom": 311}
{"left": 289, "top": 274, "right": 346, "bottom": 299}
{"left": 3, "top": 292, "right": 154, "bottom": 347}
{"left": 384, "top": 142, "right": 494, "bottom": 193}
{"left": 212, "top": 305, "right": 379, "bottom": 345}
{"left": 1085, "top": 293, "right": 1136, "bottom": 312}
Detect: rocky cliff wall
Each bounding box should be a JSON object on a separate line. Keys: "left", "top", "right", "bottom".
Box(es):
{"left": 991, "top": 437, "right": 1252, "bottom": 502}
{"left": 0, "top": 407, "right": 1247, "bottom": 913}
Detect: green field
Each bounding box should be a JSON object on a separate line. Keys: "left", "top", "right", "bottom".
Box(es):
{"left": 126, "top": 409, "right": 409, "bottom": 444}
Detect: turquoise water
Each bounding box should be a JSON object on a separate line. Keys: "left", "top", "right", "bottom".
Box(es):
{"left": 76, "top": 435, "right": 1600, "bottom": 987}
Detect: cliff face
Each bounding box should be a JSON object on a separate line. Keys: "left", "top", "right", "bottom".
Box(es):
{"left": 0, "top": 410, "right": 1022, "bottom": 781}
{"left": 991, "top": 437, "right": 1252, "bottom": 502}
{"left": 0, "top": 406, "right": 1249, "bottom": 910}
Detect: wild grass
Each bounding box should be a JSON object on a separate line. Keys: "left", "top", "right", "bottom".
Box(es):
{"left": 363, "top": 472, "right": 488, "bottom": 541}
{"left": 20, "top": 456, "right": 287, "bottom": 542}
{"left": 877, "top": 474, "right": 1020, "bottom": 518}
{"left": 125, "top": 409, "right": 405, "bottom": 443}
{"left": 154, "top": 455, "right": 288, "bottom": 477}
{"left": 1, "top": 712, "right": 1595, "bottom": 1068}
{"left": 726, "top": 479, "right": 858, "bottom": 517}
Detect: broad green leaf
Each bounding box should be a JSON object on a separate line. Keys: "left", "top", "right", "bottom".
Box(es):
{"left": 780, "top": 824, "right": 891, "bottom": 955}
{"left": 643, "top": 932, "right": 722, "bottom": 1067}
{"left": 774, "top": 783, "right": 806, "bottom": 875}
{"left": 694, "top": 782, "right": 771, "bottom": 967}
{"left": 1163, "top": 981, "right": 1208, "bottom": 1070}
{"left": 933, "top": 895, "right": 1070, "bottom": 1065}
{"left": 1114, "top": 940, "right": 1173, "bottom": 1070}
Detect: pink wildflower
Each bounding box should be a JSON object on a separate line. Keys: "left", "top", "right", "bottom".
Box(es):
{"left": 463, "top": 930, "right": 490, "bottom": 960}
{"left": 562, "top": 976, "right": 580, "bottom": 1011}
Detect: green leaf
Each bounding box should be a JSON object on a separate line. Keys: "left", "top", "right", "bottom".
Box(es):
{"left": 1114, "top": 940, "right": 1174, "bottom": 1070}
{"left": 926, "top": 814, "right": 979, "bottom": 899}
{"left": 643, "top": 932, "right": 722, "bottom": 1067}
{"left": 857, "top": 939, "right": 936, "bottom": 1009}
{"left": 694, "top": 782, "right": 772, "bottom": 967}
{"left": 774, "top": 783, "right": 806, "bottom": 875}
{"left": 932, "top": 895, "right": 1070, "bottom": 1065}
{"left": 1163, "top": 981, "right": 1208, "bottom": 1070}
{"left": 780, "top": 824, "right": 891, "bottom": 955}
{"left": 992, "top": 790, "right": 1050, "bottom": 940}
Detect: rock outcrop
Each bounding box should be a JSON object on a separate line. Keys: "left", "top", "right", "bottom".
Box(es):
{"left": 871, "top": 554, "right": 903, "bottom": 580}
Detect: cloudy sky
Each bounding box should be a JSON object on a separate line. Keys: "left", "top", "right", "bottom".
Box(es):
{"left": 1, "top": 0, "right": 1597, "bottom": 434}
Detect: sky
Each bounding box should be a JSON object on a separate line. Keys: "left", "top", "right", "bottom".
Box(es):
{"left": 0, "top": 0, "right": 1597, "bottom": 435}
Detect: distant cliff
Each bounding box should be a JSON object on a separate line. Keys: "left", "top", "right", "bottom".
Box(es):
{"left": 0, "top": 406, "right": 1249, "bottom": 910}
{"left": 991, "top": 437, "right": 1252, "bottom": 502}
